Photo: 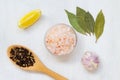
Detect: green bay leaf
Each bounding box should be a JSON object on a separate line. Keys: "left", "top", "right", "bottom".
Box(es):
{"left": 85, "top": 12, "right": 95, "bottom": 34}
{"left": 65, "top": 10, "right": 86, "bottom": 34}
{"left": 76, "top": 7, "right": 88, "bottom": 34}
{"left": 94, "top": 10, "right": 105, "bottom": 42}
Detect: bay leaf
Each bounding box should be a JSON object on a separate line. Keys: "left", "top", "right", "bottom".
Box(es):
{"left": 94, "top": 10, "right": 105, "bottom": 42}
{"left": 85, "top": 12, "right": 95, "bottom": 34}
{"left": 76, "top": 7, "right": 91, "bottom": 34}
{"left": 65, "top": 10, "right": 86, "bottom": 34}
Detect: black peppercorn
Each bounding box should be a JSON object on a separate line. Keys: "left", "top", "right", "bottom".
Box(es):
{"left": 9, "top": 47, "right": 35, "bottom": 67}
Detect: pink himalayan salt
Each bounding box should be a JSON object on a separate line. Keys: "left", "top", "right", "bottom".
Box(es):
{"left": 81, "top": 51, "right": 99, "bottom": 72}
{"left": 45, "top": 23, "right": 77, "bottom": 55}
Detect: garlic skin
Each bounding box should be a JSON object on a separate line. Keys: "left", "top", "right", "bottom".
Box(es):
{"left": 81, "top": 51, "right": 99, "bottom": 72}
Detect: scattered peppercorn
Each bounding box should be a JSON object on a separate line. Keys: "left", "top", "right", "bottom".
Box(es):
{"left": 9, "top": 47, "right": 35, "bottom": 67}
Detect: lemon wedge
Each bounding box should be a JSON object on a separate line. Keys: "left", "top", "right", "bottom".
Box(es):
{"left": 18, "top": 9, "right": 41, "bottom": 29}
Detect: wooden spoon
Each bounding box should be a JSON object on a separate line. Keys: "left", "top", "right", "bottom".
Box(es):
{"left": 7, "top": 45, "right": 68, "bottom": 80}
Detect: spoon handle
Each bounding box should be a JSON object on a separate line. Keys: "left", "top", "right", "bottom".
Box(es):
{"left": 42, "top": 67, "right": 68, "bottom": 80}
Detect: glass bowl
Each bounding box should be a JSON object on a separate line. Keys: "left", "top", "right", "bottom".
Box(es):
{"left": 44, "top": 23, "right": 77, "bottom": 56}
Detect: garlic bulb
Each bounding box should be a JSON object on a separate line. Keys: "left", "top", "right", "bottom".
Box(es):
{"left": 81, "top": 51, "right": 99, "bottom": 72}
